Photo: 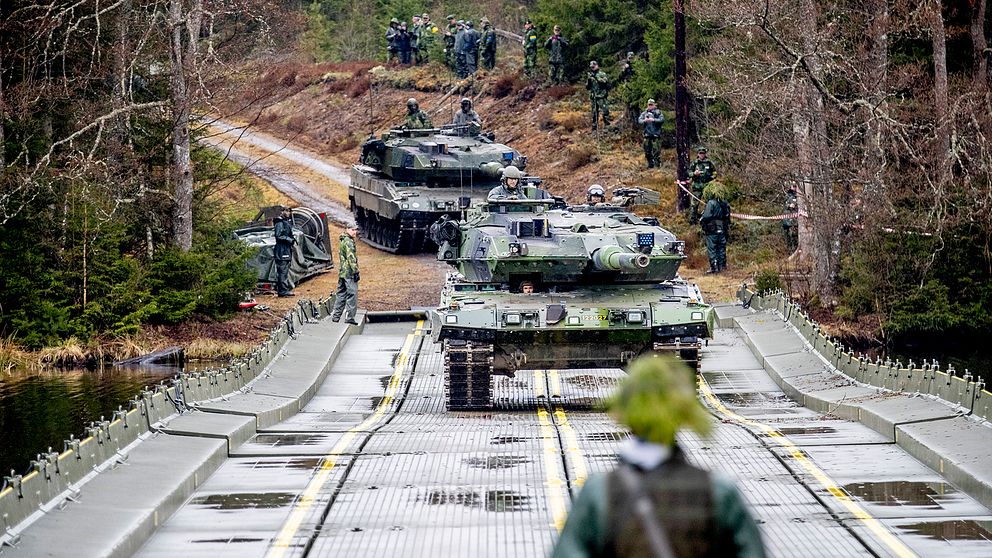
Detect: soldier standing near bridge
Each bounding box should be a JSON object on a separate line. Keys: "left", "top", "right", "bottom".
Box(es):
{"left": 273, "top": 207, "right": 296, "bottom": 297}
{"left": 331, "top": 225, "right": 360, "bottom": 325}
{"left": 688, "top": 146, "right": 717, "bottom": 225}
{"left": 552, "top": 356, "right": 767, "bottom": 558}
{"left": 638, "top": 99, "right": 664, "bottom": 168}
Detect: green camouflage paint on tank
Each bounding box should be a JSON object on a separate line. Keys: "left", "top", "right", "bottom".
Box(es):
{"left": 428, "top": 197, "right": 715, "bottom": 409}
{"left": 350, "top": 124, "right": 531, "bottom": 254}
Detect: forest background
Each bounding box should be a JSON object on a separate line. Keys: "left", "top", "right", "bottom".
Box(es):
{"left": 0, "top": 0, "right": 989, "bottom": 361}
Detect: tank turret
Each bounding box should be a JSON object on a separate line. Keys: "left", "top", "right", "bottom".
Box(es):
{"left": 350, "top": 125, "right": 530, "bottom": 254}
{"left": 429, "top": 196, "right": 714, "bottom": 410}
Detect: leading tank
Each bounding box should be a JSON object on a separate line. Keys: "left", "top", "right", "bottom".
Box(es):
{"left": 350, "top": 123, "right": 529, "bottom": 253}
{"left": 429, "top": 195, "right": 715, "bottom": 410}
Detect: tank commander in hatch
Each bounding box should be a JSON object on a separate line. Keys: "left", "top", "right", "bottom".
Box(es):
{"left": 587, "top": 184, "right": 606, "bottom": 205}
{"left": 519, "top": 281, "right": 535, "bottom": 294}
{"left": 403, "top": 98, "right": 432, "bottom": 129}
{"left": 452, "top": 97, "right": 481, "bottom": 127}
{"left": 487, "top": 166, "right": 552, "bottom": 201}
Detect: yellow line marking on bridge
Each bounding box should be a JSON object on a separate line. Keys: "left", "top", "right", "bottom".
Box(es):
{"left": 535, "top": 370, "right": 569, "bottom": 532}
{"left": 266, "top": 320, "right": 425, "bottom": 558}
{"left": 697, "top": 376, "right": 918, "bottom": 558}
{"left": 547, "top": 370, "right": 588, "bottom": 490}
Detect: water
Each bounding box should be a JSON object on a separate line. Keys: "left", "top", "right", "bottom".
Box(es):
{"left": 0, "top": 363, "right": 215, "bottom": 477}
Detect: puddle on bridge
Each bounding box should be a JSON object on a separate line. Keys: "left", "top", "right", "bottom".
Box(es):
{"left": 421, "top": 489, "right": 532, "bottom": 512}
{"left": 462, "top": 455, "right": 531, "bottom": 469}
{"left": 896, "top": 519, "right": 992, "bottom": 541}
{"left": 490, "top": 436, "right": 527, "bottom": 445}
{"left": 239, "top": 457, "right": 322, "bottom": 470}
{"left": 775, "top": 426, "right": 838, "bottom": 435}
{"left": 718, "top": 392, "right": 792, "bottom": 407}
{"left": 192, "top": 492, "right": 296, "bottom": 510}
{"left": 842, "top": 481, "right": 957, "bottom": 508}
{"left": 254, "top": 433, "right": 326, "bottom": 446}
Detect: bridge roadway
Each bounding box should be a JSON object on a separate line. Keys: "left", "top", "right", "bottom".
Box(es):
{"left": 134, "top": 320, "right": 992, "bottom": 558}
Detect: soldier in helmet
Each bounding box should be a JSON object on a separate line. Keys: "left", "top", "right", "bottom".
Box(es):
{"left": 552, "top": 356, "right": 766, "bottom": 558}
{"left": 403, "top": 98, "right": 432, "bottom": 129}
{"left": 385, "top": 18, "right": 400, "bottom": 63}
{"left": 586, "top": 60, "right": 611, "bottom": 131}
{"left": 452, "top": 97, "right": 481, "bottom": 127}
{"left": 587, "top": 184, "right": 606, "bottom": 205}
{"left": 487, "top": 166, "right": 551, "bottom": 200}
{"left": 688, "top": 146, "right": 717, "bottom": 225}
{"left": 480, "top": 18, "right": 498, "bottom": 70}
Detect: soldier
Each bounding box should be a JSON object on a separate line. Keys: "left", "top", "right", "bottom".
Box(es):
{"left": 522, "top": 19, "right": 539, "bottom": 78}
{"left": 463, "top": 20, "right": 480, "bottom": 76}
{"left": 403, "top": 98, "right": 432, "bottom": 129}
{"left": 637, "top": 99, "right": 664, "bottom": 168}
{"left": 552, "top": 356, "right": 767, "bottom": 558}
{"left": 783, "top": 186, "right": 799, "bottom": 252}
{"left": 418, "top": 13, "right": 437, "bottom": 64}
{"left": 385, "top": 18, "right": 399, "bottom": 63}
{"left": 273, "top": 207, "right": 296, "bottom": 297}
{"left": 618, "top": 52, "right": 639, "bottom": 126}
{"left": 544, "top": 25, "right": 568, "bottom": 84}
{"left": 410, "top": 16, "right": 421, "bottom": 65}
{"left": 396, "top": 22, "right": 412, "bottom": 65}
{"left": 519, "top": 280, "right": 535, "bottom": 294}
{"left": 480, "top": 18, "right": 498, "bottom": 70}
{"left": 444, "top": 15, "right": 457, "bottom": 69}
{"left": 331, "top": 225, "right": 360, "bottom": 325}
{"left": 487, "top": 166, "right": 551, "bottom": 200}
{"left": 454, "top": 20, "right": 467, "bottom": 77}
{"left": 700, "top": 182, "right": 731, "bottom": 273}
{"left": 688, "top": 146, "right": 717, "bottom": 225}
{"left": 452, "top": 97, "right": 481, "bottom": 127}
{"left": 586, "top": 60, "right": 611, "bottom": 131}
{"left": 587, "top": 184, "right": 606, "bottom": 205}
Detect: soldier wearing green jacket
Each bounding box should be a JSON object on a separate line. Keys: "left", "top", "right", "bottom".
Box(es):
{"left": 544, "top": 26, "right": 568, "bottom": 84}
{"left": 403, "top": 98, "right": 432, "bottom": 129}
{"left": 522, "top": 20, "right": 539, "bottom": 78}
{"left": 586, "top": 60, "right": 611, "bottom": 130}
{"left": 418, "top": 14, "right": 437, "bottom": 64}
{"left": 444, "top": 15, "right": 457, "bottom": 69}
{"left": 480, "top": 18, "right": 497, "bottom": 70}
{"left": 637, "top": 99, "right": 664, "bottom": 168}
{"left": 688, "top": 146, "right": 717, "bottom": 224}
{"left": 551, "top": 356, "right": 767, "bottom": 558}
{"left": 331, "top": 225, "right": 360, "bottom": 325}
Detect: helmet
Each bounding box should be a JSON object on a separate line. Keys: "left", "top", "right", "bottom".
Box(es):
{"left": 460, "top": 97, "right": 472, "bottom": 108}
{"left": 589, "top": 60, "right": 598, "bottom": 68}
{"left": 407, "top": 98, "right": 418, "bottom": 109}
{"left": 390, "top": 17, "right": 399, "bottom": 24}
{"left": 502, "top": 165, "right": 523, "bottom": 180}
{"left": 467, "top": 20, "right": 474, "bottom": 28}
{"left": 696, "top": 146, "right": 708, "bottom": 154}
{"left": 587, "top": 184, "right": 605, "bottom": 200}
{"left": 447, "top": 14, "right": 455, "bottom": 20}
{"left": 647, "top": 98, "right": 656, "bottom": 105}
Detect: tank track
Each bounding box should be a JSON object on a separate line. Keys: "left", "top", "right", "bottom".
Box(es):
{"left": 355, "top": 211, "right": 434, "bottom": 254}
{"left": 443, "top": 339, "right": 494, "bottom": 410}
{"left": 653, "top": 341, "right": 701, "bottom": 371}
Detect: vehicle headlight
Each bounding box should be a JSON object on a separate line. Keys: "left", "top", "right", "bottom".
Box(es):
{"left": 444, "top": 315, "right": 458, "bottom": 324}
{"left": 504, "top": 313, "right": 522, "bottom": 325}
{"left": 567, "top": 316, "right": 581, "bottom": 325}
{"left": 626, "top": 311, "right": 644, "bottom": 323}
{"left": 691, "top": 311, "right": 703, "bottom": 321}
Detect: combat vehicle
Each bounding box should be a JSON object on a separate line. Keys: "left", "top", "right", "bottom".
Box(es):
{"left": 429, "top": 193, "right": 714, "bottom": 409}
{"left": 350, "top": 123, "right": 530, "bottom": 254}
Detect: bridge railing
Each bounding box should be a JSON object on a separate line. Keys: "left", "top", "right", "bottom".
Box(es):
{"left": 0, "top": 297, "right": 336, "bottom": 546}
{"left": 736, "top": 285, "right": 991, "bottom": 424}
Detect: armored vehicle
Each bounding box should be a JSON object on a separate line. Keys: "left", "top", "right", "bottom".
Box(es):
{"left": 350, "top": 124, "right": 529, "bottom": 253}
{"left": 429, "top": 195, "right": 714, "bottom": 409}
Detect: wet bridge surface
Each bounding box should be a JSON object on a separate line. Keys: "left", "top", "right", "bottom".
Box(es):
{"left": 135, "top": 321, "right": 992, "bottom": 557}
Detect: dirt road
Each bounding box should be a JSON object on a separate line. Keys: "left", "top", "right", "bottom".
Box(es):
{"left": 203, "top": 119, "right": 449, "bottom": 314}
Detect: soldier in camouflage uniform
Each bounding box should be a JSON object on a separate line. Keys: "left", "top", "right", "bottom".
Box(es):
{"left": 385, "top": 18, "right": 400, "bottom": 63}
{"left": 700, "top": 182, "right": 731, "bottom": 273}
{"left": 331, "top": 225, "right": 360, "bottom": 325}
{"left": 418, "top": 13, "right": 437, "bottom": 64}
{"left": 544, "top": 25, "right": 568, "bottom": 84}
{"left": 586, "top": 60, "right": 611, "bottom": 130}
{"left": 480, "top": 18, "right": 498, "bottom": 70}
{"left": 688, "top": 146, "right": 717, "bottom": 225}
{"left": 522, "top": 20, "right": 539, "bottom": 78}
{"left": 782, "top": 186, "right": 799, "bottom": 252}
{"left": 444, "top": 15, "right": 457, "bottom": 69}
{"left": 403, "top": 98, "right": 432, "bottom": 129}
{"left": 637, "top": 99, "right": 663, "bottom": 168}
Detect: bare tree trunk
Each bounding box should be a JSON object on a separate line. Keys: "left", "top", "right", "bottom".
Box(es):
{"left": 929, "top": 0, "right": 950, "bottom": 154}
{"left": 971, "top": 0, "right": 988, "bottom": 88}
{"left": 111, "top": 0, "right": 133, "bottom": 153}
{"left": 0, "top": 57, "right": 5, "bottom": 170}
{"left": 866, "top": 0, "right": 889, "bottom": 198}
{"left": 168, "top": 0, "right": 199, "bottom": 251}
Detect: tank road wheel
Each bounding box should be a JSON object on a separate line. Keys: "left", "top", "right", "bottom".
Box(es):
{"left": 653, "top": 341, "right": 701, "bottom": 371}
{"left": 444, "top": 339, "right": 494, "bottom": 410}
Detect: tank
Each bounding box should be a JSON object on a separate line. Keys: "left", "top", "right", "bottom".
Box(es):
{"left": 350, "top": 123, "right": 529, "bottom": 253}
{"left": 429, "top": 195, "right": 715, "bottom": 410}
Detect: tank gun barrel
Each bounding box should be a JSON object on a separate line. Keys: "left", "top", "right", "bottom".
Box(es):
{"left": 591, "top": 246, "right": 650, "bottom": 271}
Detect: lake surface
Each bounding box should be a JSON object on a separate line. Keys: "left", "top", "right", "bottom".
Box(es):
{"left": 0, "top": 364, "right": 215, "bottom": 478}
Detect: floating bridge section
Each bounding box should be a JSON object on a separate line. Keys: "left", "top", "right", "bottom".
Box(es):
{"left": 2, "top": 296, "right": 991, "bottom": 557}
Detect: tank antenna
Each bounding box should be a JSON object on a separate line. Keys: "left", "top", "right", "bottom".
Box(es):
{"left": 367, "top": 70, "right": 374, "bottom": 138}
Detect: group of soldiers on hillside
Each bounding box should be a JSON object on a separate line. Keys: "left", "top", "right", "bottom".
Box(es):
{"left": 385, "top": 14, "right": 438, "bottom": 65}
